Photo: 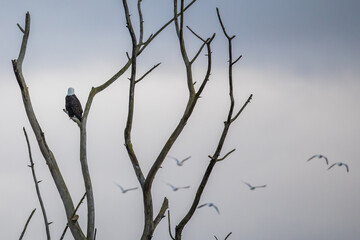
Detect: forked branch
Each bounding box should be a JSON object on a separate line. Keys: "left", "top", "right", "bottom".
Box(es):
{"left": 122, "top": 0, "right": 145, "bottom": 186}
{"left": 173, "top": 8, "right": 253, "bottom": 240}
{"left": 145, "top": 0, "right": 215, "bottom": 196}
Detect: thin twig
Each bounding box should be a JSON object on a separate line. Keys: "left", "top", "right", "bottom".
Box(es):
{"left": 135, "top": 63, "right": 161, "bottom": 84}
{"left": 214, "top": 232, "right": 232, "bottom": 240}
{"left": 195, "top": 34, "right": 216, "bottom": 97}
{"left": 174, "top": 0, "right": 193, "bottom": 94}
{"left": 186, "top": 25, "right": 205, "bottom": 42}
{"left": 216, "top": 148, "right": 236, "bottom": 162}
{"left": 231, "top": 94, "right": 253, "bottom": 123}
{"left": 59, "top": 192, "right": 87, "bottom": 240}
{"left": 153, "top": 197, "right": 169, "bottom": 230}
{"left": 19, "top": 208, "right": 36, "bottom": 240}
{"left": 232, "top": 55, "right": 242, "bottom": 66}
{"left": 17, "top": 23, "right": 25, "bottom": 33}
{"left": 224, "top": 232, "right": 232, "bottom": 240}
{"left": 167, "top": 210, "right": 175, "bottom": 240}
{"left": 186, "top": 26, "right": 208, "bottom": 64}
{"left": 23, "top": 127, "right": 51, "bottom": 240}
{"left": 190, "top": 42, "right": 207, "bottom": 64}
{"left": 216, "top": 8, "right": 234, "bottom": 40}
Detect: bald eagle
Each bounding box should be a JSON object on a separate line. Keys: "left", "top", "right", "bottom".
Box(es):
{"left": 65, "top": 87, "right": 83, "bottom": 121}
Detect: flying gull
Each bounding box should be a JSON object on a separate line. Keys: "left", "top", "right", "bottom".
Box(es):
{"left": 328, "top": 162, "right": 349, "bottom": 172}
{"left": 114, "top": 183, "right": 138, "bottom": 193}
{"left": 307, "top": 154, "right": 329, "bottom": 165}
{"left": 242, "top": 181, "right": 267, "bottom": 190}
{"left": 197, "top": 203, "right": 220, "bottom": 214}
{"left": 167, "top": 155, "right": 191, "bottom": 166}
{"left": 165, "top": 182, "right": 190, "bottom": 191}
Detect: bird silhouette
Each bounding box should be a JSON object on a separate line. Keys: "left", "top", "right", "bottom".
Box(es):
{"left": 167, "top": 155, "right": 191, "bottom": 166}
{"left": 114, "top": 183, "right": 138, "bottom": 193}
{"left": 307, "top": 154, "right": 329, "bottom": 165}
{"left": 197, "top": 202, "right": 220, "bottom": 214}
{"left": 165, "top": 182, "right": 190, "bottom": 191}
{"left": 328, "top": 162, "right": 349, "bottom": 172}
{"left": 242, "top": 181, "right": 267, "bottom": 190}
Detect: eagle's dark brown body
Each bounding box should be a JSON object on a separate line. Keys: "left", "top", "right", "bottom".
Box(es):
{"left": 66, "top": 93, "right": 83, "bottom": 121}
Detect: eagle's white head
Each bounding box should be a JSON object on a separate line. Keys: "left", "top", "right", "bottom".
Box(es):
{"left": 67, "top": 87, "right": 75, "bottom": 96}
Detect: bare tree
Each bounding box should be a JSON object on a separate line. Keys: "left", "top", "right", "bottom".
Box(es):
{"left": 13, "top": 1, "right": 251, "bottom": 239}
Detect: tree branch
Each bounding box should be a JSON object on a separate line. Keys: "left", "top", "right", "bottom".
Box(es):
{"left": 122, "top": 0, "right": 145, "bottom": 187}
{"left": 137, "top": 0, "right": 144, "bottom": 45}
{"left": 175, "top": 157, "right": 217, "bottom": 240}
{"left": 122, "top": 1, "right": 152, "bottom": 240}
{"left": 79, "top": 122, "right": 95, "bottom": 240}
{"left": 60, "top": 192, "right": 87, "bottom": 240}
{"left": 23, "top": 127, "right": 50, "bottom": 240}
{"left": 186, "top": 25, "right": 205, "bottom": 42}
{"left": 167, "top": 210, "right": 175, "bottom": 240}
{"left": 214, "top": 232, "right": 232, "bottom": 240}
{"left": 224, "top": 232, "right": 232, "bottom": 240}
{"left": 174, "top": 0, "right": 194, "bottom": 95}
{"left": 195, "top": 34, "right": 216, "bottom": 98}
{"left": 232, "top": 55, "right": 242, "bottom": 66}
{"left": 19, "top": 208, "right": 36, "bottom": 240}
{"left": 61, "top": 69, "right": 95, "bottom": 240}
{"left": 144, "top": 0, "right": 215, "bottom": 210}
{"left": 186, "top": 26, "right": 207, "bottom": 64}
{"left": 174, "top": 8, "right": 252, "bottom": 240}
{"left": 231, "top": 94, "right": 253, "bottom": 123}
{"left": 216, "top": 8, "right": 234, "bottom": 40}
{"left": 153, "top": 197, "right": 169, "bottom": 230}
{"left": 12, "top": 12, "right": 85, "bottom": 240}
{"left": 216, "top": 148, "right": 236, "bottom": 162}
{"left": 135, "top": 62, "right": 161, "bottom": 84}
{"left": 17, "top": 23, "right": 25, "bottom": 33}
{"left": 62, "top": 109, "right": 81, "bottom": 127}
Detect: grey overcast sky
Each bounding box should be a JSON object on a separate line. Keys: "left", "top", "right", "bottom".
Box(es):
{"left": 1, "top": 0, "right": 360, "bottom": 239}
